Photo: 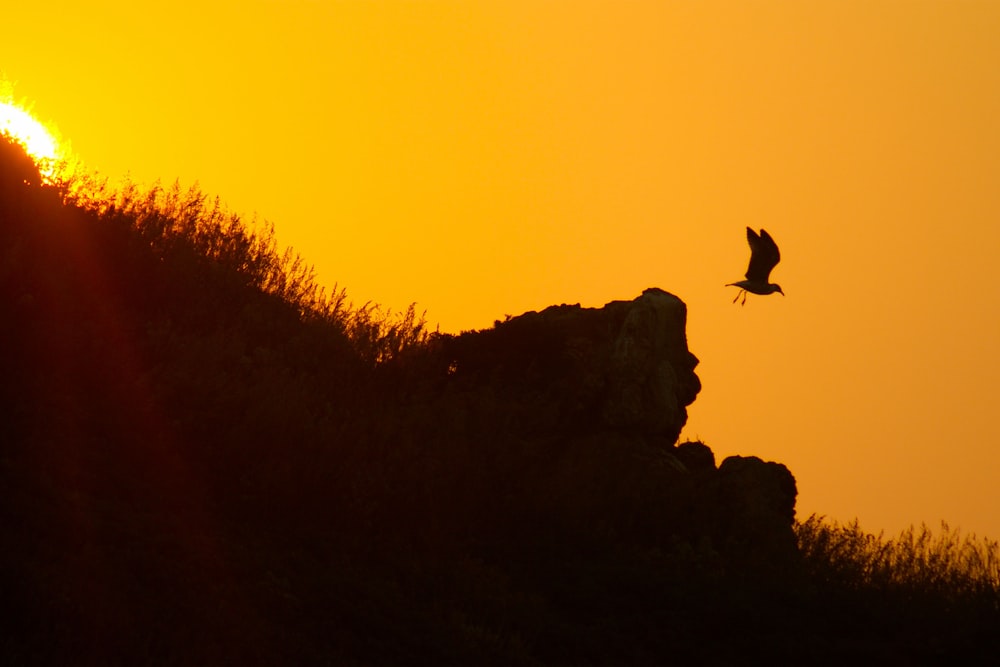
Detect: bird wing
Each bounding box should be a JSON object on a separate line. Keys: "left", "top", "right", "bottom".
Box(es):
{"left": 744, "top": 227, "right": 781, "bottom": 282}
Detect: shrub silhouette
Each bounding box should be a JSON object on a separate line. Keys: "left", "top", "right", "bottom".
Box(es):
{"left": 0, "top": 129, "right": 42, "bottom": 188}
{"left": 795, "top": 516, "right": 1000, "bottom": 662}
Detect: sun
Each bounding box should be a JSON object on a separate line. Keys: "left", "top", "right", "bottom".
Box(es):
{"left": 0, "top": 92, "right": 67, "bottom": 182}
{"left": 0, "top": 101, "right": 60, "bottom": 161}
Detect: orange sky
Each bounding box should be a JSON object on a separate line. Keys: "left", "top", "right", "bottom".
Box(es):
{"left": 4, "top": 0, "right": 1000, "bottom": 539}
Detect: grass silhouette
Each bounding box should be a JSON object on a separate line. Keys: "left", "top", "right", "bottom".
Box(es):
{"left": 1, "top": 131, "right": 998, "bottom": 665}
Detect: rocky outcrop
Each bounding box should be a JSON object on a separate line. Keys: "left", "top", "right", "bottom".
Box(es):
{"left": 435, "top": 288, "right": 798, "bottom": 573}
{"left": 443, "top": 287, "right": 701, "bottom": 443}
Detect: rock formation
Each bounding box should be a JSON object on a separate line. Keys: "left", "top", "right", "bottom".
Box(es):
{"left": 436, "top": 288, "right": 798, "bottom": 571}
{"left": 442, "top": 287, "right": 701, "bottom": 443}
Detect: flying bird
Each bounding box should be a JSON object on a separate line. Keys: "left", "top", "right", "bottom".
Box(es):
{"left": 727, "top": 227, "right": 784, "bottom": 306}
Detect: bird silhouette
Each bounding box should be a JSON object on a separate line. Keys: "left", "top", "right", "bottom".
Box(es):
{"left": 727, "top": 227, "right": 784, "bottom": 306}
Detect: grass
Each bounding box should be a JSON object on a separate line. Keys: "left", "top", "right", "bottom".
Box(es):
{"left": 797, "top": 514, "right": 1000, "bottom": 597}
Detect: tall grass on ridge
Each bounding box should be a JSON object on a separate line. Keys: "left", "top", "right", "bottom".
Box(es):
{"left": 61, "top": 172, "right": 430, "bottom": 364}
{"left": 797, "top": 514, "right": 1000, "bottom": 602}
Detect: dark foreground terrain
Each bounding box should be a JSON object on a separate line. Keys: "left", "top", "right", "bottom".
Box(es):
{"left": 2, "top": 134, "right": 998, "bottom": 665}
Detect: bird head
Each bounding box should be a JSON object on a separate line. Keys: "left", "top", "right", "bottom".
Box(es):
{"left": 772, "top": 284, "right": 785, "bottom": 296}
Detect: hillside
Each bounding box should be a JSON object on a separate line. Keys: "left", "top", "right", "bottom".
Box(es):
{"left": 1, "top": 133, "right": 998, "bottom": 665}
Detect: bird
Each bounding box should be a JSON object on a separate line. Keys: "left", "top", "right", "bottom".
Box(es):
{"left": 727, "top": 227, "right": 785, "bottom": 306}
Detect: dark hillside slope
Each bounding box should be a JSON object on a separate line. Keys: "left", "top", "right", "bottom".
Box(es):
{"left": 0, "top": 136, "right": 380, "bottom": 662}
{"left": 1, "top": 134, "right": 997, "bottom": 665}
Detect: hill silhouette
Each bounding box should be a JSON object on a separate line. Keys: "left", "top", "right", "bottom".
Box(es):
{"left": 1, "top": 132, "right": 998, "bottom": 665}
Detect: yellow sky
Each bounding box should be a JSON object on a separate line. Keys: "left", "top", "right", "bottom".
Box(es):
{"left": 4, "top": 0, "right": 1000, "bottom": 538}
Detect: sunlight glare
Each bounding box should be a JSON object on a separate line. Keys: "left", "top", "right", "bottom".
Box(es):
{"left": 0, "top": 98, "right": 64, "bottom": 180}
{"left": 0, "top": 101, "right": 59, "bottom": 160}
